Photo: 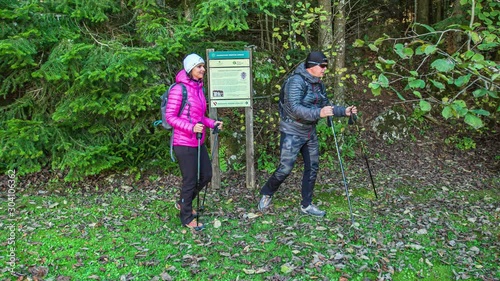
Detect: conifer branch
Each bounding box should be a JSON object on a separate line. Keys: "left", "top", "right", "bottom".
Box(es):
{"left": 83, "top": 22, "right": 109, "bottom": 47}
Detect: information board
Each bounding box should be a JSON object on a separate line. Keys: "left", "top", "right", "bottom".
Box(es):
{"left": 208, "top": 51, "right": 251, "bottom": 108}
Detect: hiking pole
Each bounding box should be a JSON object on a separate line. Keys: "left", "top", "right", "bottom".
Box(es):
{"left": 211, "top": 122, "right": 221, "bottom": 160}
{"left": 349, "top": 114, "right": 378, "bottom": 199}
{"left": 196, "top": 122, "right": 202, "bottom": 228}
{"left": 328, "top": 116, "right": 355, "bottom": 224}
{"left": 199, "top": 122, "right": 220, "bottom": 213}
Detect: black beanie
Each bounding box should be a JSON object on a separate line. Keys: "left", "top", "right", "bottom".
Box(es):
{"left": 305, "top": 51, "right": 328, "bottom": 68}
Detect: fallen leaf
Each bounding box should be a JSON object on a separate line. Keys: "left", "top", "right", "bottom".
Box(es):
{"left": 121, "top": 185, "right": 133, "bottom": 192}
{"left": 164, "top": 265, "right": 175, "bottom": 270}
{"left": 213, "top": 219, "right": 221, "bottom": 228}
{"left": 243, "top": 268, "right": 255, "bottom": 274}
{"left": 417, "top": 229, "right": 427, "bottom": 235}
{"left": 406, "top": 244, "right": 424, "bottom": 250}
{"left": 280, "top": 263, "right": 294, "bottom": 274}
{"left": 255, "top": 268, "right": 267, "bottom": 273}
{"left": 246, "top": 212, "right": 261, "bottom": 219}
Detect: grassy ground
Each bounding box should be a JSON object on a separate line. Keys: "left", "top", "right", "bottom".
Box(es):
{"left": 1, "top": 176, "right": 499, "bottom": 281}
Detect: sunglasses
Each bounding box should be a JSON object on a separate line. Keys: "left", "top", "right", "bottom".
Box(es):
{"left": 308, "top": 61, "right": 328, "bottom": 68}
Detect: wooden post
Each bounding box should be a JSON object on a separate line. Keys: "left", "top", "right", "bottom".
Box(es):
{"left": 245, "top": 47, "right": 255, "bottom": 190}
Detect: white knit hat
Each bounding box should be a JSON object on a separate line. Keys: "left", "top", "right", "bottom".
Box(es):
{"left": 183, "top": 54, "right": 205, "bottom": 74}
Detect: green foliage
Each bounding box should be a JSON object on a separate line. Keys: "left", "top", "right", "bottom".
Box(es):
{"left": 317, "top": 119, "right": 357, "bottom": 163}
{"left": 252, "top": 52, "right": 281, "bottom": 86}
{"left": 271, "top": 1, "right": 328, "bottom": 54}
{"left": 0, "top": 38, "right": 37, "bottom": 69}
{"left": 216, "top": 143, "right": 229, "bottom": 172}
{"left": 53, "top": 0, "right": 121, "bottom": 23}
{"left": 444, "top": 135, "right": 477, "bottom": 150}
{"left": 194, "top": 0, "right": 284, "bottom": 32}
{"left": 195, "top": 0, "right": 250, "bottom": 31}
{"left": 0, "top": 0, "right": 200, "bottom": 180}
{"left": 253, "top": 108, "right": 280, "bottom": 173}
{"left": 359, "top": 0, "right": 499, "bottom": 131}
{"left": 0, "top": 120, "right": 51, "bottom": 174}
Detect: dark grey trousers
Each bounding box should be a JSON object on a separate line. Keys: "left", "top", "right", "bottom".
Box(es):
{"left": 260, "top": 131, "right": 319, "bottom": 207}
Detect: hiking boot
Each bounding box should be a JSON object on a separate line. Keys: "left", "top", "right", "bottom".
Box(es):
{"left": 175, "top": 202, "right": 198, "bottom": 217}
{"left": 184, "top": 219, "right": 205, "bottom": 231}
{"left": 300, "top": 204, "right": 326, "bottom": 217}
{"left": 258, "top": 195, "right": 272, "bottom": 211}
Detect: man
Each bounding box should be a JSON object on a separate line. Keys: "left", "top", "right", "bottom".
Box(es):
{"left": 258, "top": 51, "right": 357, "bottom": 217}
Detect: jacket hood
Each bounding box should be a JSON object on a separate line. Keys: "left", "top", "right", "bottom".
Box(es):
{"left": 293, "top": 63, "right": 322, "bottom": 84}
{"left": 175, "top": 69, "right": 204, "bottom": 88}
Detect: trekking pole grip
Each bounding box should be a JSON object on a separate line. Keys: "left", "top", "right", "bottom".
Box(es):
{"left": 327, "top": 116, "right": 333, "bottom": 127}
{"left": 348, "top": 113, "right": 357, "bottom": 125}
{"left": 196, "top": 122, "right": 203, "bottom": 140}
{"left": 213, "top": 119, "right": 221, "bottom": 134}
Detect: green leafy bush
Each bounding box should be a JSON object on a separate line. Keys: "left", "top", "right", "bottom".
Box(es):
{"left": 359, "top": 0, "right": 499, "bottom": 131}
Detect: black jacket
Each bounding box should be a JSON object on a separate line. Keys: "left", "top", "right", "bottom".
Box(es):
{"left": 280, "top": 63, "right": 346, "bottom": 136}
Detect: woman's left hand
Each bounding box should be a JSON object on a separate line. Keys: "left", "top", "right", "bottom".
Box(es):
{"left": 215, "top": 121, "right": 223, "bottom": 131}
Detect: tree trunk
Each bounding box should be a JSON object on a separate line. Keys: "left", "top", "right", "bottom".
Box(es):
{"left": 435, "top": 0, "right": 443, "bottom": 23}
{"left": 260, "top": 14, "right": 265, "bottom": 50}
{"left": 445, "top": 0, "right": 464, "bottom": 53}
{"left": 415, "top": 0, "right": 430, "bottom": 34}
{"left": 318, "top": 0, "right": 334, "bottom": 49}
{"left": 333, "top": 0, "right": 346, "bottom": 103}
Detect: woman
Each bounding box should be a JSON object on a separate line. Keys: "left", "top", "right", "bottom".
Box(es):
{"left": 165, "top": 53, "right": 223, "bottom": 230}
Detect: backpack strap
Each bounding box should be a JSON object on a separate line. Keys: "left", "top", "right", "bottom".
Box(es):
{"left": 176, "top": 83, "right": 188, "bottom": 117}
{"left": 168, "top": 83, "right": 188, "bottom": 118}
{"left": 279, "top": 73, "right": 307, "bottom": 122}
{"left": 170, "top": 83, "right": 188, "bottom": 162}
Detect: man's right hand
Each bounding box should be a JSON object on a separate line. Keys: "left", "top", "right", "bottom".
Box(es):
{"left": 320, "top": 106, "right": 334, "bottom": 118}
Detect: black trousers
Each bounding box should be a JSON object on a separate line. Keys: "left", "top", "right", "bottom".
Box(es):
{"left": 173, "top": 144, "right": 212, "bottom": 225}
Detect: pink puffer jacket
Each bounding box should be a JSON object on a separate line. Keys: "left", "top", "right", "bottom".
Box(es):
{"left": 165, "top": 69, "right": 216, "bottom": 147}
